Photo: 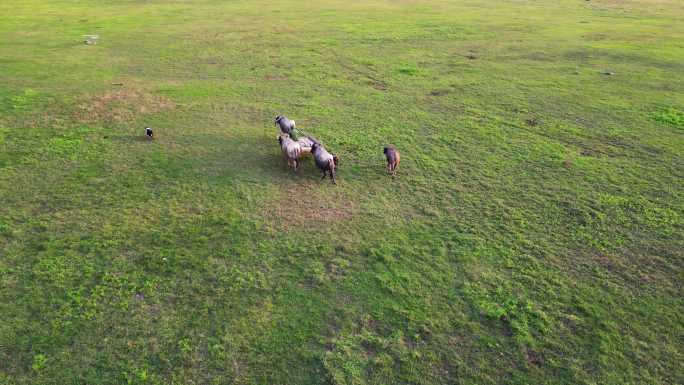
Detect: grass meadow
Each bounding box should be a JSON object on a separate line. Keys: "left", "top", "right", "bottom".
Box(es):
{"left": 1, "top": 0, "right": 683, "bottom": 384}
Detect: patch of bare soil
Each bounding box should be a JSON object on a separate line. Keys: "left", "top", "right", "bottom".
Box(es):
{"left": 75, "top": 87, "right": 175, "bottom": 123}
{"left": 371, "top": 80, "right": 388, "bottom": 91}
{"left": 525, "top": 118, "right": 539, "bottom": 127}
{"left": 264, "top": 180, "right": 357, "bottom": 228}
{"left": 429, "top": 89, "right": 448, "bottom": 96}
{"left": 525, "top": 348, "right": 544, "bottom": 367}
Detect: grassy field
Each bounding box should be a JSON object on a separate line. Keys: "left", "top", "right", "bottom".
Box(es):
{"left": 1, "top": 0, "right": 683, "bottom": 384}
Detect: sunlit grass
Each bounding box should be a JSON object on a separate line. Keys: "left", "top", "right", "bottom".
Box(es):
{"left": 1, "top": 0, "right": 682, "bottom": 384}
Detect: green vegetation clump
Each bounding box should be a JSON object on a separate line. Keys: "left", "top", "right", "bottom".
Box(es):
{"left": 652, "top": 107, "right": 684, "bottom": 127}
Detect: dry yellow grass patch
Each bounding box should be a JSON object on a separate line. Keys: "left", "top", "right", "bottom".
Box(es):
{"left": 263, "top": 180, "right": 358, "bottom": 229}
{"left": 75, "top": 87, "right": 175, "bottom": 124}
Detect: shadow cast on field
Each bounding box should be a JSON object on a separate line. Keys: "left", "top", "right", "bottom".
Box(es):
{"left": 180, "top": 132, "right": 335, "bottom": 185}
{"left": 181, "top": 132, "right": 359, "bottom": 228}
{"left": 106, "top": 134, "right": 153, "bottom": 143}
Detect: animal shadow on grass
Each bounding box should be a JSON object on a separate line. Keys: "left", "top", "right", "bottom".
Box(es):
{"left": 187, "top": 133, "right": 326, "bottom": 184}
{"left": 105, "top": 134, "right": 150, "bottom": 143}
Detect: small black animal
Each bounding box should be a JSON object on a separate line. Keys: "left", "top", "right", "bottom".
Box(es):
{"left": 311, "top": 142, "right": 337, "bottom": 185}
{"left": 383, "top": 146, "right": 400, "bottom": 175}
{"left": 145, "top": 127, "right": 154, "bottom": 140}
{"left": 274, "top": 115, "right": 296, "bottom": 134}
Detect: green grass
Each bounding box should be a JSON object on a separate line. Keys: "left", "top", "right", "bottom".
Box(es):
{"left": 652, "top": 107, "right": 684, "bottom": 127}
{"left": 1, "top": 0, "right": 683, "bottom": 384}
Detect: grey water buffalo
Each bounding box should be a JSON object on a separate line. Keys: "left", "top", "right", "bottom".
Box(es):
{"left": 383, "top": 146, "right": 400, "bottom": 175}
{"left": 278, "top": 133, "right": 303, "bottom": 172}
{"left": 275, "top": 115, "right": 296, "bottom": 135}
{"left": 311, "top": 142, "right": 338, "bottom": 185}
